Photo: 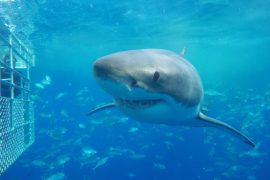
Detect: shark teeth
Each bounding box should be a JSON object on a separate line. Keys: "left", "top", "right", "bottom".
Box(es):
{"left": 116, "top": 98, "right": 163, "bottom": 108}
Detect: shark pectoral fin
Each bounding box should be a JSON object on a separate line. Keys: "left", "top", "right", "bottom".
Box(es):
{"left": 197, "top": 112, "right": 255, "bottom": 148}
{"left": 87, "top": 102, "right": 116, "bottom": 116}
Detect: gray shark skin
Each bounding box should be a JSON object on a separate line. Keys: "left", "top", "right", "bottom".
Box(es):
{"left": 89, "top": 49, "right": 255, "bottom": 148}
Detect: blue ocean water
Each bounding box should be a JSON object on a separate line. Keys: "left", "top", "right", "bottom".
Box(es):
{"left": 1, "top": 0, "right": 270, "bottom": 179}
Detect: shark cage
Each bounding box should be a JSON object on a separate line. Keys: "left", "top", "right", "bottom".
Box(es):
{"left": 0, "top": 21, "right": 35, "bottom": 176}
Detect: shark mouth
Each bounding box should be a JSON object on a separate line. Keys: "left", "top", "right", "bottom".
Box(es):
{"left": 115, "top": 98, "right": 163, "bottom": 108}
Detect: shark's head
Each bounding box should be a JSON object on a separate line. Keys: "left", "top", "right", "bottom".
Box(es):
{"left": 93, "top": 49, "right": 203, "bottom": 123}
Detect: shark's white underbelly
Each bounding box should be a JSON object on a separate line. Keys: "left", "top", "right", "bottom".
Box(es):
{"left": 117, "top": 101, "right": 200, "bottom": 125}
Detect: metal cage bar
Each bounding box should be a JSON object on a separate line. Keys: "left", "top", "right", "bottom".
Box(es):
{"left": 0, "top": 22, "right": 35, "bottom": 176}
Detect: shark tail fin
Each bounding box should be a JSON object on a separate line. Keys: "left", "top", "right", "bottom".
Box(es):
{"left": 87, "top": 102, "right": 116, "bottom": 116}
{"left": 197, "top": 112, "right": 255, "bottom": 148}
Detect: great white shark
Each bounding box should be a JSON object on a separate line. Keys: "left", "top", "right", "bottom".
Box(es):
{"left": 88, "top": 49, "right": 255, "bottom": 147}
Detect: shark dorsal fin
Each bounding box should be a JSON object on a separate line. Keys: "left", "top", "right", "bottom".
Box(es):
{"left": 180, "top": 46, "right": 186, "bottom": 56}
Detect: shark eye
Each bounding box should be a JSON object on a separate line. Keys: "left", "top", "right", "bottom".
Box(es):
{"left": 153, "top": 71, "right": 160, "bottom": 82}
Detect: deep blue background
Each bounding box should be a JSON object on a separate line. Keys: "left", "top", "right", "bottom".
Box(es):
{"left": 1, "top": 0, "right": 270, "bottom": 179}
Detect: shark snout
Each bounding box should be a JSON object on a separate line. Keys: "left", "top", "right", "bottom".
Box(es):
{"left": 93, "top": 60, "right": 110, "bottom": 79}
{"left": 93, "top": 58, "right": 133, "bottom": 87}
